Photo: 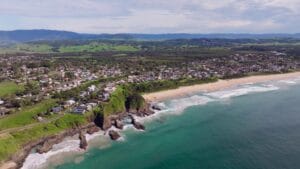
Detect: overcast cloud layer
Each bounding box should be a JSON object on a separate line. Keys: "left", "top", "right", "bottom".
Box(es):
{"left": 0, "top": 0, "right": 298, "bottom": 33}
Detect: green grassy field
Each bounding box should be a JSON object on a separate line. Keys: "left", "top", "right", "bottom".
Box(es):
{"left": 0, "top": 113, "right": 87, "bottom": 163}
{"left": 0, "top": 99, "right": 58, "bottom": 131}
{"left": 59, "top": 43, "right": 139, "bottom": 52}
{"left": 0, "top": 81, "right": 24, "bottom": 98}
{"left": 15, "top": 44, "right": 53, "bottom": 53}
{"left": 0, "top": 44, "right": 53, "bottom": 53}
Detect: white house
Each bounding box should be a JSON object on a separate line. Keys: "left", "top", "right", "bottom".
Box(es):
{"left": 88, "top": 85, "right": 96, "bottom": 92}
{"left": 65, "top": 99, "right": 76, "bottom": 107}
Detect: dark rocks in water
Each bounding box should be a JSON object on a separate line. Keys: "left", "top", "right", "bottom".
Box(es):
{"left": 133, "top": 121, "right": 145, "bottom": 130}
{"left": 114, "top": 119, "right": 124, "bottom": 130}
{"left": 134, "top": 109, "right": 155, "bottom": 117}
{"left": 109, "top": 130, "right": 121, "bottom": 140}
{"left": 152, "top": 105, "right": 162, "bottom": 111}
{"left": 79, "top": 132, "right": 88, "bottom": 150}
{"left": 143, "top": 109, "right": 155, "bottom": 116}
{"left": 129, "top": 115, "right": 145, "bottom": 130}
{"left": 87, "top": 126, "right": 100, "bottom": 135}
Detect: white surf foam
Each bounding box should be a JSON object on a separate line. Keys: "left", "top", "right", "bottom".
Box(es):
{"left": 21, "top": 137, "right": 83, "bottom": 169}
{"left": 168, "top": 95, "right": 214, "bottom": 113}
{"left": 205, "top": 85, "right": 279, "bottom": 99}
{"left": 279, "top": 80, "right": 297, "bottom": 84}
{"left": 21, "top": 130, "right": 108, "bottom": 169}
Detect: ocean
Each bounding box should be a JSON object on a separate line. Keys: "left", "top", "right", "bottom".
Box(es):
{"left": 23, "top": 79, "right": 300, "bottom": 169}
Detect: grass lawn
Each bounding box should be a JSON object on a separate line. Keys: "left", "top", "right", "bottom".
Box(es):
{"left": 0, "top": 81, "right": 24, "bottom": 98}
{"left": 0, "top": 99, "right": 58, "bottom": 131}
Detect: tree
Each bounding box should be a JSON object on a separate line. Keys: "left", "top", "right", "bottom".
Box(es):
{"left": 24, "top": 81, "right": 40, "bottom": 95}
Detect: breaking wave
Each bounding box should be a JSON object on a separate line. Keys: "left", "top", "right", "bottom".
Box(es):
{"left": 279, "top": 80, "right": 297, "bottom": 85}
{"left": 205, "top": 84, "right": 279, "bottom": 99}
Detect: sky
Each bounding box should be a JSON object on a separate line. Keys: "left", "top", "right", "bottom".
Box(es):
{"left": 0, "top": 0, "right": 299, "bottom": 34}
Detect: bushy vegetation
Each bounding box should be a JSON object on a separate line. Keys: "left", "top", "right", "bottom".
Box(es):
{"left": 126, "top": 77, "right": 218, "bottom": 94}
{"left": 100, "top": 87, "right": 127, "bottom": 116}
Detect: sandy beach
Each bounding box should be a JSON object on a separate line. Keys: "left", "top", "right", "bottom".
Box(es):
{"left": 143, "top": 72, "right": 300, "bottom": 102}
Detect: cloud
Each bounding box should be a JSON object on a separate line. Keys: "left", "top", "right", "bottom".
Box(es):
{"left": 0, "top": 0, "right": 299, "bottom": 33}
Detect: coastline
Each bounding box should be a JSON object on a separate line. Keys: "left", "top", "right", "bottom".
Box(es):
{"left": 143, "top": 72, "right": 300, "bottom": 102}
{"left": 2, "top": 72, "right": 300, "bottom": 169}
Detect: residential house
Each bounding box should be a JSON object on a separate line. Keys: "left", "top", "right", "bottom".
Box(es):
{"left": 51, "top": 106, "right": 63, "bottom": 114}
{"left": 72, "top": 105, "right": 87, "bottom": 115}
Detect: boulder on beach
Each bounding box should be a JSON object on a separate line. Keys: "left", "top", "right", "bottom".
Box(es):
{"left": 109, "top": 130, "right": 121, "bottom": 140}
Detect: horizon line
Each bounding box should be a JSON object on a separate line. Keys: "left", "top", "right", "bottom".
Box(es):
{"left": 0, "top": 29, "right": 299, "bottom": 35}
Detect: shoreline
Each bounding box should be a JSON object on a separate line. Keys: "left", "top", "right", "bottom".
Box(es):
{"left": 143, "top": 72, "right": 300, "bottom": 102}
{"left": 2, "top": 72, "right": 300, "bottom": 169}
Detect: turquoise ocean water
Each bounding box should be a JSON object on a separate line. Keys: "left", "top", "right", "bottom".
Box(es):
{"left": 29, "top": 80, "right": 300, "bottom": 169}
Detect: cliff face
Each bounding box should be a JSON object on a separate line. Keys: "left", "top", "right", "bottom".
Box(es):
{"left": 125, "top": 93, "right": 146, "bottom": 113}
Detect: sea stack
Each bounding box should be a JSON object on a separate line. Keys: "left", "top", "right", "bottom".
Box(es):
{"left": 79, "top": 132, "right": 88, "bottom": 150}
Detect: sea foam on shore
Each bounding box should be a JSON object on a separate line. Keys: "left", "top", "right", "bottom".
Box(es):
{"left": 21, "top": 131, "right": 107, "bottom": 169}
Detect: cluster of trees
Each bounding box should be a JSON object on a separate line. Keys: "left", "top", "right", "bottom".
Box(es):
{"left": 125, "top": 77, "right": 218, "bottom": 94}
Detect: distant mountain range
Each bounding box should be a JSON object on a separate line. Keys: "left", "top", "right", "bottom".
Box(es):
{"left": 0, "top": 29, "right": 300, "bottom": 43}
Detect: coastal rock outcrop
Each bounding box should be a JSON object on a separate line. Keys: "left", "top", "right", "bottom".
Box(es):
{"left": 133, "top": 121, "right": 145, "bottom": 130}
{"left": 36, "top": 134, "right": 66, "bottom": 154}
{"left": 129, "top": 115, "right": 145, "bottom": 130}
{"left": 133, "top": 103, "right": 155, "bottom": 117}
{"left": 79, "top": 131, "right": 88, "bottom": 150}
{"left": 152, "top": 105, "right": 162, "bottom": 111}
{"left": 113, "top": 119, "right": 124, "bottom": 130}
{"left": 94, "top": 114, "right": 112, "bottom": 130}
{"left": 87, "top": 126, "right": 100, "bottom": 135}
{"left": 36, "top": 141, "right": 53, "bottom": 154}
{"left": 109, "top": 130, "right": 121, "bottom": 140}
